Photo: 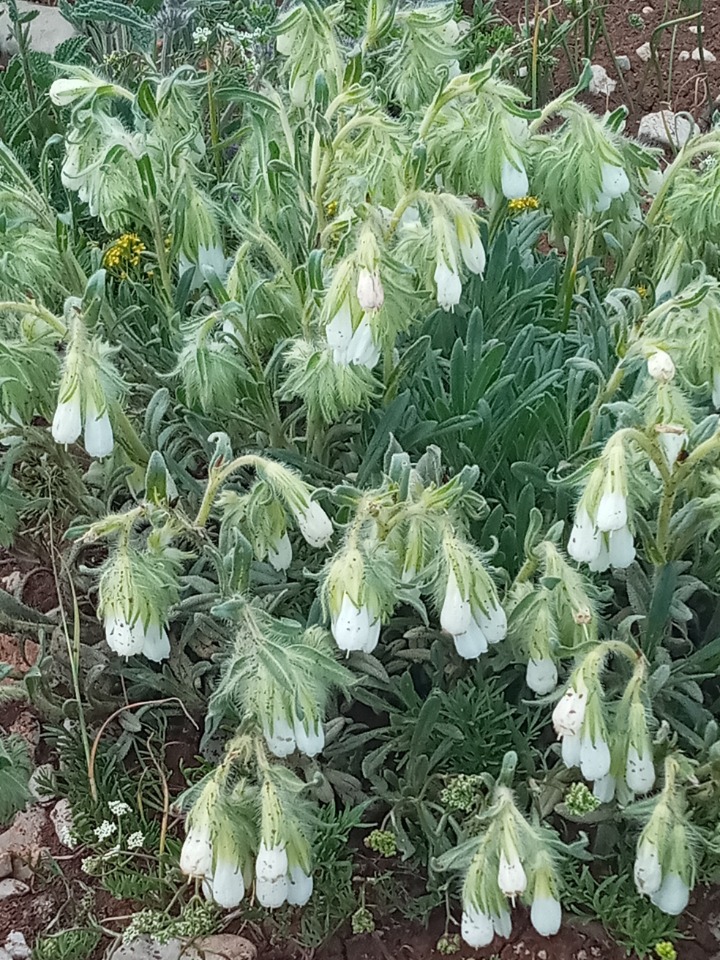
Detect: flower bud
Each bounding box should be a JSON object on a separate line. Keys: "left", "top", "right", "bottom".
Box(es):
{"left": 526, "top": 657, "right": 558, "bottom": 695}
{"left": 356, "top": 269, "right": 384, "bottom": 311}
{"left": 531, "top": 895, "right": 562, "bottom": 937}
{"left": 626, "top": 744, "right": 655, "bottom": 795}
{"left": 287, "top": 865, "right": 313, "bottom": 906}
{"left": 461, "top": 904, "right": 495, "bottom": 948}
{"left": 52, "top": 394, "right": 83, "bottom": 446}
{"left": 295, "top": 500, "right": 333, "bottom": 548}
{"left": 501, "top": 157, "right": 529, "bottom": 199}
{"left": 268, "top": 532, "right": 292, "bottom": 572}
{"left": 497, "top": 849, "right": 527, "bottom": 898}
{"left": 457, "top": 225, "right": 486, "bottom": 276}
{"left": 180, "top": 823, "right": 213, "bottom": 878}
{"left": 434, "top": 258, "right": 462, "bottom": 311}
{"left": 552, "top": 680, "right": 588, "bottom": 737}
{"left": 647, "top": 350, "right": 675, "bottom": 383}
{"left": 255, "top": 842, "right": 289, "bottom": 909}
{"left": 49, "top": 74, "right": 108, "bottom": 106}
{"left": 650, "top": 873, "right": 690, "bottom": 916}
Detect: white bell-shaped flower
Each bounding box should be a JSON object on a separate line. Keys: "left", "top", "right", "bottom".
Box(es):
{"left": 607, "top": 526, "right": 635, "bottom": 568}
{"left": 263, "top": 715, "right": 296, "bottom": 758}
{"left": 286, "top": 865, "right": 313, "bottom": 906}
{"left": 459, "top": 232, "right": 486, "bottom": 276}
{"left": 592, "top": 773, "right": 616, "bottom": 803}
{"left": 596, "top": 490, "right": 627, "bottom": 532}
{"left": 207, "top": 855, "right": 246, "bottom": 909}
{"left": 600, "top": 163, "right": 630, "bottom": 200}
{"left": 461, "top": 904, "right": 495, "bottom": 948}
{"left": 588, "top": 537, "right": 611, "bottom": 572}
{"left": 105, "top": 612, "right": 145, "bottom": 658}
{"left": 561, "top": 732, "right": 582, "bottom": 768}
{"left": 255, "top": 842, "right": 289, "bottom": 909}
{"left": 326, "top": 300, "right": 353, "bottom": 365}
{"left": 580, "top": 732, "right": 611, "bottom": 781}
{"left": 356, "top": 269, "right": 384, "bottom": 311}
{"left": 492, "top": 910, "right": 512, "bottom": 938}
{"left": 440, "top": 570, "right": 472, "bottom": 636}
{"left": 658, "top": 429, "right": 687, "bottom": 470}
{"left": 141, "top": 621, "right": 171, "bottom": 662}
{"left": 362, "top": 616, "right": 381, "bottom": 654}
{"left": 501, "top": 156, "right": 529, "bottom": 199}
{"left": 293, "top": 715, "right": 324, "bottom": 758}
{"left": 295, "top": 500, "right": 333, "bottom": 547}
{"left": 434, "top": 258, "right": 462, "bottom": 311}
{"left": 333, "top": 594, "right": 376, "bottom": 653}
{"left": 180, "top": 823, "right": 213, "bottom": 877}
{"left": 650, "top": 873, "right": 690, "bottom": 916}
{"left": 567, "top": 507, "right": 601, "bottom": 563}
{"left": 634, "top": 841, "right": 662, "bottom": 896}
{"left": 647, "top": 350, "right": 675, "bottom": 383}
{"left": 526, "top": 657, "right": 558, "bottom": 695}
{"left": 453, "top": 618, "right": 488, "bottom": 659}
{"left": 476, "top": 602, "right": 507, "bottom": 643}
{"left": 625, "top": 745, "right": 655, "bottom": 794}
{"left": 530, "top": 895, "right": 562, "bottom": 937}
{"left": 498, "top": 849, "right": 527, "bottom": 897}
{"left": 347, "top": 315, "right": 381, "bottom": 369}
{"left": 52, "top": 394, "right": 82, "bottom": 446}
{"left": 268, "top": 532, "right": 292, "bottom": 571}
{"left": 552, "top": 681, "right": 588, "bottom": 737}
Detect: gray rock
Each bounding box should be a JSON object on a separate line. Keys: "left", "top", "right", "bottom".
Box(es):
{"left": 50, "top": 798, "right": 76, "bottom": 849}
{"left": 615, "top": 55, "right": 631, "bottom": 71}
{"left": 678, "top": 50, "right": 691, "bottom": 61}
{"left": 588, "top": 63, "right": 617, "bottom": 96}
{"left": 636, "top": 41, "right": 652, "bottom": 62}
{"left": 109, "top": 935, "right": 257, "bottom": 960}
{"left": 0, "top": 1, "right": 77, "bottom": 57}
{"left": 692, "top": 47, "right": 717, "bottom": 62}
{"left": 0, "top": 807, "right": 48, "bottom": 858}
{"left": 642, "top": 4, "right": 654, "bottom": 12}
{"left": 0, "top": 879, "right": 29, "bottom": 900}
{"left": 195, "top": 935, "right": 257, "bottom": 960}
{"left": 109, "top": 938, "right": 188, "bottom": 960}
{"left": 4, "top": 932, "right": 31, "bottom": 960}
{"left": 28, "top": 764, "right": 56, "bottom": 802}
{"left": 638, "top": 109, "right": 698, "bottom": 147}
{"left": 0, "top": 853, "right": 11, "bottom": 880}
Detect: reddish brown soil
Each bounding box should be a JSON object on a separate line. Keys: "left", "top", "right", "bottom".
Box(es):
{"left": 494, "top": 0, "right": 720, "bottom": 136}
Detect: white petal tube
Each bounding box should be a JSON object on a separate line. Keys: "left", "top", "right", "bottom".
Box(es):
{"left": 332, "top": 594, "right": 374, "bottom": 652}
{"left": 286, "top": 865, "right": 313, "bottom": 906}
{"left": 561, "top": 733, "right": 582, "bottom": 768}
{"left": 531, "top": 895, "right": 562, "bottom": 936}
{"left": 625, "top": 745, "right": 655, "bottom": 795}
{"left": 552, "top": 684, "right": 588, "bottom": 737}
{"left": 180, "top": 823, "right": 213, "bottom": 877}
{"left": 634, "top": 841, "right": 662, "bottom": 896}
{"left": 434, "top": 259, "right": 462, "bottom": 312}
{"left": 440, "top": 570, "right": 472, "bottom": 636}
{"left": 52, "top": 395, "right": 82, "bottom": 446}
{"left": 293, "top": 715, "right": 324, "bottom": 758}
{"left": 263, "top": 715, "right": 296, "bottom": 758}
{"left": 141, "top": 621, "right": 171, "bottom": 662}
{"left": 268, "top": 532, "right": 292, "bottom": 571}
{"left": 105, "top": 612, "right": 145, "bottom": 658}
{"left": 452, "top": 618, "right": 488, "bottom": 659}
{"left": 580, "top": 733, "right": 611, "bottom": 781}
{"left": 592, "top": 773, "right": 616, "bottom": 803}
{"left": 650, "top": 873, "right": 690, "bottom": 916}
{"left": 608, "top": 525, "right": 635, "bottom": 569}
{"left": 596, "top": 491, "right": 627, "bottom": 533}
{"left": 461, "top": 905, "right": 495, "bottom": 948}
{"left": 295, "top": 501, "right": 333, "bottom": 548}
{"left": 501, "top": 157, "right": 529, "bottom": 199}
{"left": 255, "top": 842, "right": 289, "bottom": 909}
{"left": 209, "top": 855, "right": 246, "bottom": 909}
{"left": 526, "top": 657, "right": 558, "bottom": 695}
{"left": 84, "top": 397, "right": 114, "bottom": 459}
{"left": 567, "top": 507, "right": 601, "bottom": 563}
{"left": 476, "top": 602, "right": 507, "bottom": 643}
{"left": 498, "top": 850, "right": 527, "bottom": 897}
{"left": 492, "top": 910, "right": 512, "bottom": 939}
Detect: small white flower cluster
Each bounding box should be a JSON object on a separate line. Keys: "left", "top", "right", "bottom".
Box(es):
{"left": 108, "top": 800, "right": 131, "bottom": 817}
{"left": 94, "top": 820, "right": 118, "bottom": 841}
{"left": 127, "top": 831, "right": 145, "bottom": 850}
{"left": 192, "top": 25, "right": 212, "bottom": 45}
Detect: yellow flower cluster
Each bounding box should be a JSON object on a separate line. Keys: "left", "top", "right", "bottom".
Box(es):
{"left": 654, "top": 941, "right": 677, "bottom": 960}
{"left": 508, "top": 196, "right": 540, "bottom": 214}
{"left": 325, "top": 200, "right": 339, "bottom": 218}
{"left": 636, "top": 284, "right": 649, "bottom": 299}
{"left": 103, "top": 232, "right": 145, "bottom": 279}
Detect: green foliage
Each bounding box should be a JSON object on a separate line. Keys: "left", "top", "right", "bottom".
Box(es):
{"left": 0, "top": 734, "right": 32, "bottom": 826}
{"left": 33, "top": 929, "right": 101, "bottom": 960}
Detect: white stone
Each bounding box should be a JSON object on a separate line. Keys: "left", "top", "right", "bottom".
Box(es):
{"left": 692, "top": 47, "right": 717, "bottom": 61}
{"left": 638, "top": 110, "right": 698, "bottom": 147}
{"left": 636, "top": 42, "right": 652, "bottom": 62}
{"left": 678, "top": 50, "right": 690, "bottom": 61}
{"left": 0, "top": 1, "right": 77, "bottom": 57}
{"left": 50, "top": 799, "right": 76, "bottom": 849}
{"left": 615, "top": 55, "right": 631, "bottom": 70}
{"left": 4, "top": 933, "right": 30, "bottom": 960}
{"left": 642, "top": 4, "right": 653, "bottom": 12}
{"left": 0, "top": 879, "right": 28, "bottom": 900}
{"left": 518, "top": 65, "right": 528, "bottom": 78}
{"left": 589, "top": 63, "right": 617, "bottom": 96}
{"left": 108, "top": 935, "right": 256, "bottom": 960}
{"left": 688, "top": 25, "right": 702, "bottom": 34}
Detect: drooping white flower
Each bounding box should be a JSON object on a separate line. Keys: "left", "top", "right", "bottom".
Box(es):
{"left": 607, "top": 526, "right": 635, "bottom": 569}
{"left": 104, "top": 612, "right": 145, "bottom": 658}
{"left": 530, "top": 895, "right": 562, "bottom": 937}
{"left": 434, "top": 258, "right": 462, "bottom": 312}
{"left": 657, "top": 428, "right": 687, "bottom": 471}
{"left": 276, "top": 28, "right": 295, "bottom": 56}
{"left": 492, "top": 910, "right": 512, "bottom": 939}
{"left": 207, "top": 854, "right": 246, "bottom": 909}
{"left": 600, "top": 163, "right": 630, "bottom": 200}
{"left": 295, "top": 500, "right": 333, "bottom": 547}
{"left": 255, "top": 842, "right": 289, "bottom": 909}
{"left": 263, "top": 715, "right": 296, "bottom": 758}
{"left": 579, "top": 732, "right": 611, "bottom": 781}
{"left": 647, "top": 350, "right": 676, "bottom": 383}
{"left": 440, "top": 570, "right": 472, "bottom": 636}
{"left": 526, "top": 657, "right": 558, "bottom": 695}
{"left": 498, "top": 849, "right": 527, "bottom": 898}
{"left": 141, "top": 621, "right": 171, "bottom": 663}
{"left": 356, "top": 269, "right": 384, "bottom": 311}
{"left": 501, "top": 156, "right": 529, "bottom": 199}
{"left": 363, "top": 616, "right": 381, "bottom": 654}
{"left": 52, "top": 394, "right": 82, "bottom": 446}
{"left": 347, "top": 315, "right": 381, "bottom": 369}
{"left": 290, "top": 72, "right": 310, "bottom": 108}
{"left": 268, "top": 532, "right": 292, "bottom": 571}
{"left": 441, "top": 18, "right": 461, "bottom": 43}
{"left": 713, "top": 369, "right": 720, "bottom": 409}
{"left": 561, "top": 732, "right": 582, "bottom": 768}
{"left": 458, "top": 232, "right": 486, "bottom": 276}
{"left": 293, "top": 715, "right": 324, "bottom": 758}
{"left": 286, "top": 865, "right": 313, "bottom": 906}
{"left": 650, "top": 873, "right": 690, "bottom": 915}
{"left": 592, "top": 773, "right": 616, "bottom": 803}
{"left": 461, "top": 904, "right": 495, "bottom": 948}
{"left": 625, "top": 745, "right": 656, "bottom": 794}
{"left": 180, "top": 823, "right": 213, "bottom": 877}
{"left": 634, "top": 841, "right": 662, "bottom": 896}
{"left": 326, "top": 300, "right": 354, "bottom": 365}
{"left": 332, "top": 594, "right": 377, "bottom": 653}
{"left": 552, "top": 681, "right": 588, "bottom": 737}
{"left": 596, "top": 490, "right": 627, "bottom": 532}
{"left": 476, "top": 602, "right": 507, "bottom": 643}
{"left": 453, "top": 618, "right": 488, "bottom": 659}
{"left": 567, "top": 507, "right": 601, "bottom": 563}
{"left": 49, "top": 75, "right": 108, "bottom": 106}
